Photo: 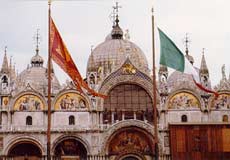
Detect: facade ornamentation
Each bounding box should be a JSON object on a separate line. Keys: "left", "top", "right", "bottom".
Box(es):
{"left": 0, "top": 5, "right": 229, "bottom": 159}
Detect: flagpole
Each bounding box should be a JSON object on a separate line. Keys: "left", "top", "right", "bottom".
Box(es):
{"left": 47, "top": 0, "right": 52, "bottom": 159}
{"left": 151, "top": 7, "right": 159, "bottom": 160}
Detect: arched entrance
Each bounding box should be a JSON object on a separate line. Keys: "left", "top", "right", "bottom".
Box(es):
{"left": 107, "top": 127, "right": 154, "bottom": 160}
{"left": 54, "top": 138, "right": 87, "bottom": 159}
{"left": 8, "top": 142, "right": 42, "bottom": 160}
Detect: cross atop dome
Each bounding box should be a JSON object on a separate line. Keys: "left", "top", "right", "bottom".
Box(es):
{"left": 183, "top": 33, "right": 194, "bottom": 65}
{"left": 34, "top": 29, "right": 41, "bottom": 55}
{"left": 112, "top": 2, "right": 122, "bottom": 27}
{"left": 184, "top": 33, "right": 191, "bottom": 55}
{"left": 111, "top": 2, "right": 123, "bottom": 39}
{"left": 31, "top": 29, "right": 44, "bottom": 67}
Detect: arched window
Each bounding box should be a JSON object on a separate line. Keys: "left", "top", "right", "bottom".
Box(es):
{"left": 181, "top": 115, "right": 188, "bottom": 122}
{"left": 26, "top": 116, "right": 32, "bottom": 125}
{"left": 104, "top": 84, "right": 153, "bottom": 124}
{"left": 223, "top": 115, "right": 228, "bottom": 122}
{"left": 69, "top": 115, "right": 75, "bottom": 125}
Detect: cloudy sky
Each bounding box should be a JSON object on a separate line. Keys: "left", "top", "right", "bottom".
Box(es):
{"left": 0, "top": 0, "right": 229, "bottom": 86}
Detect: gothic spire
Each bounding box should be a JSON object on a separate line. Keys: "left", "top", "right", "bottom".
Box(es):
{"left": 88, "top": 46, "right": 97, "bottom": 72}
{"left": 199, "top": 48, "right": 209, "bottom": 75}
{"left": 1, "top": 46, "right": 9, "bottom": 74}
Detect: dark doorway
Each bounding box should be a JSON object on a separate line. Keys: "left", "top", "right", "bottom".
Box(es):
{"left": 122, "top": 156, "right": 139, "bottom": 160}
{"left": 8, "top": 142, "right": 42, "bottom": 159}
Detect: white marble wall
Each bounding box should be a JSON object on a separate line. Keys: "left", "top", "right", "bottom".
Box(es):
{"left": 52, "top": 112, "right": 90, "bottom": 127}
{"left": 12, "top": 112, "right": 44, "bottom": 126}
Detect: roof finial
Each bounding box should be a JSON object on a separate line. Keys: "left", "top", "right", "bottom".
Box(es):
{"left": 112, "top": 2, "right": 121, "bottom": 27}
{"left": 110, "top": 7, "right": 116, "bottom": 27}
{"left": 184, "top": 33, "right": 191, "bottom": 55}
{"left": 202, "top": 48, "right": 205, "bottom": 55}
{"left": 34, "top": 29, "right": 41, "bottom": 55}
{"left": 4, "top": 46, "right": 7, "bottom": 54}
{"left": 91, "top": 45, "right": 94, "bottom": 53}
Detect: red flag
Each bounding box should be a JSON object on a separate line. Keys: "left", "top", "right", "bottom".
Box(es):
{"left": 50, "top": 17, "right": 106, "bottom": 98}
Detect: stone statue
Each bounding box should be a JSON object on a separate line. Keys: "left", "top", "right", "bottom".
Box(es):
{"left": 124, "top": 29, "right": 130, "bottom": 40}
{"left": 222, "top": 64, "right": 227, "bottom": 80}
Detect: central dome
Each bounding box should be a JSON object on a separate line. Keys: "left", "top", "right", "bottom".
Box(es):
{"left": 87, "top": 16, "right": 149, "bottom": 78}
{"left": 87, "top": 35, "right": 149, "bottom": 76}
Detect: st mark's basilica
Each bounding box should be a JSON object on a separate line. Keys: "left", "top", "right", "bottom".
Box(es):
{"left": 0, "top": 3, "right": 230, "bottom": 160}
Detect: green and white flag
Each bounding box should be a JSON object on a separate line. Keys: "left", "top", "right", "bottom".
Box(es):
{"left": 158, "top": 28, "right": 218, "bottom": 97}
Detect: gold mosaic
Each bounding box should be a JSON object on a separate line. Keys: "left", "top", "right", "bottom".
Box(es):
{"left": 14, "top": 94, "right": 44, "bottom": 111}
{"left": 55, "top": 93, "right": 88, "bottom": 110}
{"left": 168, "top": 92, "right": 200, "bottom": 109}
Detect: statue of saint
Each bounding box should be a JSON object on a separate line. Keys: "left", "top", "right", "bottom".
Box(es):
{"left": 222, "top": 64, "right": 227, "bottom": 80}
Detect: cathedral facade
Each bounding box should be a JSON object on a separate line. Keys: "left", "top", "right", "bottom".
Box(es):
{"left": 0, "top": 10, "right": 229, "bottom": 160}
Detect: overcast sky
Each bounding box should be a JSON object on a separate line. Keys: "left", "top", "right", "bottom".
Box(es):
{"left": 0, "top": 0, "right": 229, "bottom": 86}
